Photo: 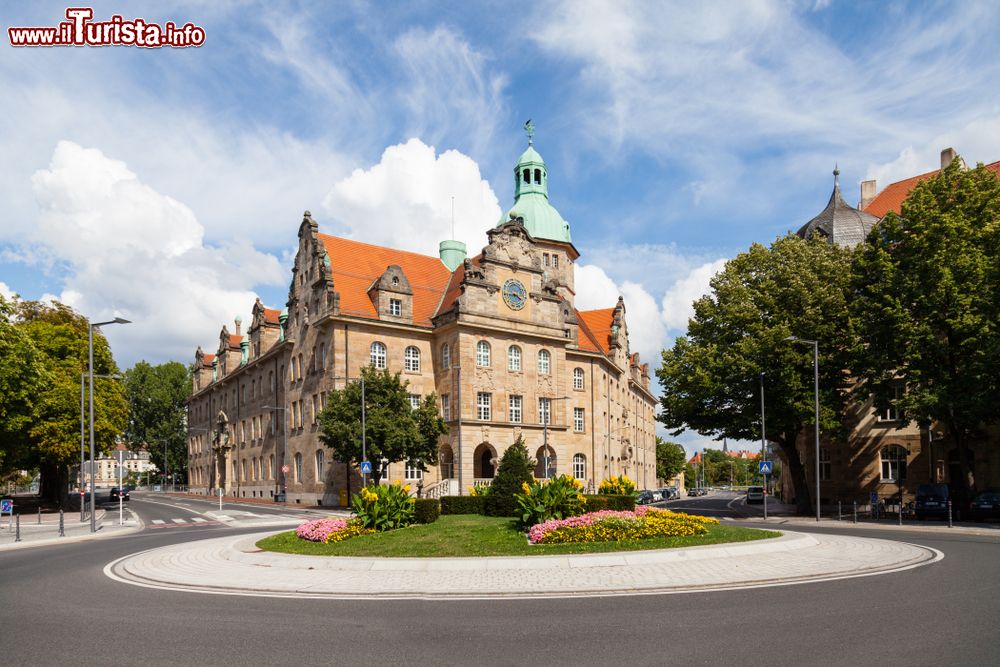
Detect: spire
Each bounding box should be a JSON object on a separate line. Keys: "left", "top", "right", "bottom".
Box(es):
{"left": 497, "top": 124, "right": 572, "bottom": 243}
{"left": 524, "top": 119, "right": 535, "bottom": 146}
{"left": 833, "top": 164, "right": 840, "bottom": 188}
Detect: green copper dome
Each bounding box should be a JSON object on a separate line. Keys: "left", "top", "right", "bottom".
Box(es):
{"left": 498, "top": 137, "right": 571, "bottom": 243}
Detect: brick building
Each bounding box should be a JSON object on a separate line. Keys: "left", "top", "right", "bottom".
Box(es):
{"left": 186, "top": 137, "right": 658, "bottom": 505}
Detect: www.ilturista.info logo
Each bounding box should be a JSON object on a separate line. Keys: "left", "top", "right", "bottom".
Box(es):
{"left": 8, "top": 7, "right": 206, "bottom": 48}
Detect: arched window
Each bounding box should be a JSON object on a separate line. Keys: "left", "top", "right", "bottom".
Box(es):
{"left": 534, "top": 168, "right": 542, "bottom": 184}
{"left": 294, "top": 452, "right": 303, "bottom": 483}
{"left": 522, "top": 168, "right": 530, "bottom": 185}
{"left": 476, "top": 341, "right": 491, "bottom": 367}
{"left": 242, "top": 459, "right": 248, "bottom": 481}
{"left": 441, "top": 343, "right": 450, "bottom": 369}
{"left": 537, "top": 349, "right": 551, "bottom": 374}
{"left": 404, "top": 346, "right": 421, "bottom": 372}
{"left": 297, "top": 354, "right": 303, "bottom": 380}
{"left": 880, "top": 445, "right": 907, "bottom": 482}
{"left": 268, "top": 454, "right": 274, "bottom": 480}
{"left": 573, "top": 367, "right": 584, "bottom": 390}
{"left": 573, "top": 453, "right": 586, "bottom": 480}
{"left": 508, "top": 345, "right": 522, "bottom": 371}
{"left": 370, "top": 342, "right": 387, "bottom": 369}
{"left": 319, "top": 343, "right": 327, "bottom": 370}
{"left": 315, "top": 450, "right": 325, "bottom": 482}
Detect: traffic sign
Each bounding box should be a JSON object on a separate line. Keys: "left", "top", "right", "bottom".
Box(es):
{"left": 758, "top": 461, "right": 773, "bottom": 475}
{"left": 360, "top": 460, "right": 372, "bottom": 475}
{"left": 0, "top": 499, "right": 13, "bottom": 514}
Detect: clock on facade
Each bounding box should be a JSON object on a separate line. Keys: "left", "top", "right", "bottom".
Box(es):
{"left": 502, "top": 278, "right": 528, "bottom": 310}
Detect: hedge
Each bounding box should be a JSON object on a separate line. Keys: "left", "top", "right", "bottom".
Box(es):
{"left": 413, "top": 498, "right": 441, "bottom": 524}
{"left": 583, "top": 494, "right": 635, "bottom": 512}
{"left": 440, "top": 495, "right": 485, "bottom": 515}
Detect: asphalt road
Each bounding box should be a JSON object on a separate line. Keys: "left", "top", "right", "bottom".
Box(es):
{"left": 2, "top": 493, "right": 997, "bottom": 666}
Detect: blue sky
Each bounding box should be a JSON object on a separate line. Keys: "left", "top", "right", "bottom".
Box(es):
{"left": 3, "top": 1, "right": 999, "bottom": 452}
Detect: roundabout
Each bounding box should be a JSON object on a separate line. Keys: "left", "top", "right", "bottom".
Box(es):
{"left": 105, "top": 528, "right": 941, "bottom": 600}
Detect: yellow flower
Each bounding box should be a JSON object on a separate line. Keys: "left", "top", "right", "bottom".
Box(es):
{"left": 403, "top": 484, "right": 411, "bottom": 494}
{"left": 521, "top": 482, "right": 532, "bottom": 495}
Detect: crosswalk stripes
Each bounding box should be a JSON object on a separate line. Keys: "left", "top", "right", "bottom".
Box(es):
{"left": 151, "top": 519, "right": 165, "bottom": 524}
{"left": 172, "top": 518, "right": 187, "bottom": 524}
{"left": 192, "top": 517, "right": 207, "bottom": 523}
{"left": 145, "top": 513, "right": 317, "bottom": 530}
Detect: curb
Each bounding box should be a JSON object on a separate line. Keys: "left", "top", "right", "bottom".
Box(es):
{"left": 0, "top": 508, "right": 144, "bottom": 552}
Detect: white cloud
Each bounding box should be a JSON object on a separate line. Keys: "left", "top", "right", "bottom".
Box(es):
{"left": 321, "top": 138, "right": 503, "bottom": 257}
{"left": 661, "top": 258, "right": 729, "bottom": 332}
{"left": 28, "top": 141, "right": 285, "bottom": 365}
{"left": 575, "top": 263, "right": 664, "bottom": 366}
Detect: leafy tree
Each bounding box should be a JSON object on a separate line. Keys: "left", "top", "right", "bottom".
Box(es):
{"left": 13, "top": 300, "right": 128, "bottom": 502}
{"left": 318, "top": 366, "right": 447, "bottom": 486}
{"left": 124, "top": 361, "right": 191, "bottom": 484}
{"left": 852, "top": 158, "right": 1000, "bottom": 499}
{"left": 658, "top": 235, "right": 857, "bottom": 515}
{"left": 655, "top": 438, "right": 686, "bottom": 482}
{"left": 484, "top": 436, "right": 535, "bottom": 517}
{"left": 0, "top": 296, "right": 48, "bottom": 474}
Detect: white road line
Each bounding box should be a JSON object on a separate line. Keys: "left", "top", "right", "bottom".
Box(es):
{"left": 191, "top": 517, "right": 207, "bottom": 523}
{"left": 151, "top": 519, "right": 165, "bottom": 524}
{"left": 172, "top": 518, "right": 188, "bottom": 524}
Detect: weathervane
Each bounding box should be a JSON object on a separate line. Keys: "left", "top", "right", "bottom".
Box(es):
{"left": 524, "top": 119, "right": 535, "bottom": 146}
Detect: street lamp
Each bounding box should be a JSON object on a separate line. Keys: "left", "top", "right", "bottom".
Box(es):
{"left": 89, "top": 317, "right": 130, "bottom": 532}
{"left": 541, "top": 396, "right": 570, "bottom": 481}
{"left": 784, "top": 335, "right": 820, "bottom": 522}
{"left": 759, "top": 371, "right": 768, "bottom": 520}
{"left": 262, "top": 405, "right": 287, "bottom": 500}
{"left": 79, "top": 371, "right": 121, "bottom": 521}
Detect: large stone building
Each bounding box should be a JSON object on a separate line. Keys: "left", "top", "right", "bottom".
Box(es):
{"left": 785, "top": 150, "right": 1000, "bottom": 509}
{"left": 186, "top": 136, "right": 658, "bottom": 505}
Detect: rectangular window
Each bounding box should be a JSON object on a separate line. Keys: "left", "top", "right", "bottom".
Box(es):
{"left": 389, "top": 299, "right": 402, "bottom": 316}
{"left": 405, "top": 460, "right": 423, "bottom": 480}
{"left": 312, "top": 395, "right": 318, "bottom": 424}
{"left": 553, "top": 255, "right": 559, "bottom": 268}
{"left": 509, "top": 395, "right": 523, "bottom": 423}
{"left": 477, "top": 392, "right": 492, "bottom": 421}
{"left": 819, "top": 448, "right": 831, "bottom": 482}
{"left": 879, "top": 385, "right": 904, "bottom": 421}
{"left": 409, "top": 394, "right": 421, "bottom": 410}
{"left": 574, "top": 407, "right": 585, "bottom": 432}
{"left": 543, "top": 253, "right": 550, "bottom": 267}
{"left": 441, "top": 394, "right": 450, "bottom": 420}
{"left": 538, "top": 397, "right": 551, "bottom": 425}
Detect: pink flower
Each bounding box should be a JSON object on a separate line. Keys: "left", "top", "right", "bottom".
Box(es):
{"left": 296, "top": 518, "right": 349, "bottom": 542}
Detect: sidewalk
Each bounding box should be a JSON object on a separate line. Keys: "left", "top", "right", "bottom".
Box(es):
{"left": 106, "top": 528, "right": 941, "bottom": 599}
{"left": 733, "top": 514, "right": 1000, "bottom": 537}
{"left": 0, "top": 508, "right": 143, "bottom": 551}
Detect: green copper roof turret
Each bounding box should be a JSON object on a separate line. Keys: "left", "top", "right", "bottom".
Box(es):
{"left": 497, "top": 122, "right": 572, "bottom": 243}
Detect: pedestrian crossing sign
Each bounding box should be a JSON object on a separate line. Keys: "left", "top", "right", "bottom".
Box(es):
{"left": 758, "top": 461, "right": 773, "bottom": 475}
{"left": 0, "top": 499, "right": 12, "bottom": 514}
{"left": 360, "top": 461, "right": 372, "bottom": 474}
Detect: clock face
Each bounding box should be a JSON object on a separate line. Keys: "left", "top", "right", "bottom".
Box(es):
{"left": 502, "top": 278, "right": 528, "bottom": 311}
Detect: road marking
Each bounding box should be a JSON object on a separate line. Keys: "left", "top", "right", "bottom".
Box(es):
{"left": 151, "top": 519, "right": 165, "bottom": 524}
{"left": 192, "top": 517, "right": 207, "bottom": 523}
{"left": 172, "top": 519, "right": 187, "bottom": 524}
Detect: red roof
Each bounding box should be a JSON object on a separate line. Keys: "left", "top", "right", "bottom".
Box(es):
{"left": 319, "top": 234, "right": 453, "bottom": 327}
{"left": 263, "top": 308, "right": 280, "bottom": 324}
{"left": 228, "top": 334, "right": 242, "bottom": 348}
{"left": 864, "top": 160, "right": 1000, "bottom": 218}
{"left": 200, "top": 353, "right": 215, "bottom": 367}
{"left": 434, "top": 255, "right": 480, "bottom": 318}
{"left": 577, "top": 308, "right": 614, "bottom": 354}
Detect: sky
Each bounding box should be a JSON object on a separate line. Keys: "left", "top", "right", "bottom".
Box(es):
{"left": 3, "top": 0, "right": 999, "bottom": 454}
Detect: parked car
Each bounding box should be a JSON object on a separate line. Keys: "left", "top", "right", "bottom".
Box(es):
{"left": 688, "top": 488, "right": 705, "bottom": 497}
{"left": 109, "top": 486, "right": 130, "bottom": 501}
{"left": 915, "top": 483, "right": 949, "bottom": 520}
{"left": 650, "top": 490, "right": 663, "bottom": 502}
{"left": 746, "top": 486, "right": 765, "bottom": 504}
{"left": 657, "top": 487, "right": 675, "bottom": 501}
{"left": 637, "top": 490, "right": 654, "bottom": 505}
{"left": 969, "top": 490, "right": 1000, "bottom": 522}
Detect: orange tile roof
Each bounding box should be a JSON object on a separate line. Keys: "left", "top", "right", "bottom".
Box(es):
{"left": 577, "top": 308, "right": 615, "bottom": 354}
{"left": 434, "top": 255, "right": 480, "bottom": 318}
{"left": 263, "top": 308, "right": 280, "bottom": 324}
{"left": 201, "top": 353, "right": 215, "bottom": 367}
{"left": 864, "top": 160, "right": 1000, "bottom": 218}
{"left": 228, "top": 334, "right": 242, "bottom": 348}
{"left": 318, "top": 234, "right": 453, "bottom": 327}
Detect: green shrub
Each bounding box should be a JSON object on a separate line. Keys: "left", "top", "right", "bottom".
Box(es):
{"left": 413, "top": 498, "right": 441, "bottom": 524}
{"left": 350, "top": 482, "right": 415, "bottom": 530}
{"left": 440, "top": 495, "right": 485, "bottom": 515}
{"left": 605, "top": 494, "right": 636, "bottom": 511}
{"left": 583, "top": 494, "right": 610, "bottom": 512}
{"left": 514, "top": 474, "right": 586, "bottom": 528}
{"left": 484, "top": 437, "right": 535, "bottom": 517}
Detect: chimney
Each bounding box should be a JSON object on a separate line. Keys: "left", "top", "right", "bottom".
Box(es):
{"left": 860, "top": 179, "right": 877, "bottom": 210}
{"left": 941, "top": 147, "right": 957, "bottom": 170}
{"left": 234, "top": 315, "right": 242, "bottom": 336}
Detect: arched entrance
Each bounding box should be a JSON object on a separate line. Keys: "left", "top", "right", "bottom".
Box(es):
{"left": 534, "top": 445, "right": 556, "bottom": 479}
{"left": 473, "top": 442, "right": 497, "bottom": 479}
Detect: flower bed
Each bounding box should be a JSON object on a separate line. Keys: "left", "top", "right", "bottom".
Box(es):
{"left": 296, "top": 517, "right": 373, "bottom": 544}
{"left": 528, "top": 507, "right": 720, "bottom": 544}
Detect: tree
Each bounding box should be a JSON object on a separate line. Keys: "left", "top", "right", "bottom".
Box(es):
{"left": 12, "top": 300, "right": 128, "bottom": 502}
{"left": 655, "top": 438, "right": 686, "bottom": 482}
{"left": 484, "top": 436, "right": 535, "bottom": 517}
{"left": 124, "top": 361, "right": 191, "bottom": 484}
{"left": 0, "top": 296, "right": 48, "bottom": 475}
{"left": 852, "top": 158, "right": 1000, "bottom": 500}
{"left": 658, "top": 234, "right": 857, "bottom": 515}
{"left": 318, "top": 366, "right": 447, "bottom": 486}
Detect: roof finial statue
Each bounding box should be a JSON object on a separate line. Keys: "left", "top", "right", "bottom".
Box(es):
{"left": 524, "top": 119, "right": 535, "bottom": 146}
{"left": 833, "top": 164, "right": 840, "bottom": 188}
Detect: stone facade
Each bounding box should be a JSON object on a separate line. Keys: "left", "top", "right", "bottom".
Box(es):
{"left": 186, "top": 142, "right": 658, "bottom": 506}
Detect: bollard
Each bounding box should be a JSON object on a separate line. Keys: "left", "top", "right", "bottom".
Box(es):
{"left": 853, "top": 500, "right": 857, "bottom": 524}
{"left": 59, "top": 509, "right": 65, "bottom": 537}
{"left": 38, "top": 506, "right": 41, "bottom": 524}
{"left": 15, "top": 513, "right": 21, "bottom": 542}
{"left": 838, "top": 501, "right": 842, "bottom": 521}
{"left": 898, "top": 500, "right": 903, "bottom": 526}
{"left": 947, "top": 500, "right": 953, "bottom": 528}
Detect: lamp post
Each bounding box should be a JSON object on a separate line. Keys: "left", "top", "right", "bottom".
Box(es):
{"left": 760, "top": 371, "right": 768, "bottom": 520}
{"left": 262, "top": 405, "right": 287, "bottom": 500}
{"left": 541, "top": 396, "right": 570, "bottom": 481}
{"left": 785, "top": 336, "right": 820, "bottom": 522}
{"left": 88, "top": 317, "right": 130, "bottom": 533}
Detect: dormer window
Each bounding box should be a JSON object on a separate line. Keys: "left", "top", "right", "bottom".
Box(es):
{"left": 389, "top": 299, "right": 402, "bottom": 317}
